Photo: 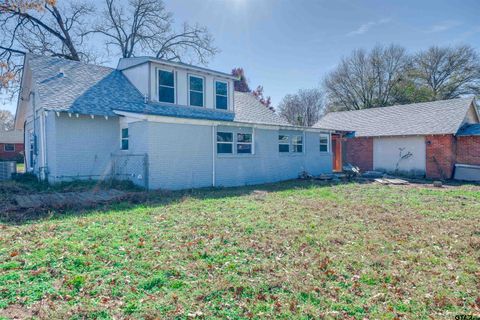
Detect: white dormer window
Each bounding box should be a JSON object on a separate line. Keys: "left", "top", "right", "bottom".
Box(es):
{"left": 158, "top": 69, "right": 175, "bottom": 103}
{"left": 215, "top": 80, "right": 228, "bottom": 110}
{"left": 188, "top": 75, "right": 204, "bottom": 107}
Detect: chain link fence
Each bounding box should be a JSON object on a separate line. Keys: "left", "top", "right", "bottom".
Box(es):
{"left": 111, "top": 153, "right": 149, "bottom": 189}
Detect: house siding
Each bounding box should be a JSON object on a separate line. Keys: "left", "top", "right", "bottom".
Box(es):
{"left": 425, "top": 135, "right": 457, "bottom": 179}
{"left": 28, "top": 115, "right": 332, "bottom": 189}
{"left": 456, "top": 136, "right": 480, "bottom": 166}
{"left": 215, "top": 128, "right": 331, "bottom": 187}
{"left": 130, "top": 121, "right": 332, "bottom": 190}
{"left": 147, "top": 62, "right": 235, "bottom": 111}
{"left": 48, "top": 114, "right": 120, "bottom": 182}
{"left": 0, "top": 143, "right": 24, "bottom": 161}
{"left": 139, "top": 121, "right": 214, "bottom": 190}
{"left": 344, "top": 137, "right": 374, "bottom": 172}
{"left": 373, "top": 136, "right": 426, "bottom": 176}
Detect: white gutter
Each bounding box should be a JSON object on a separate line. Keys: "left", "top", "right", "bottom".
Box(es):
{"left": 112, "top": 110, "right": 335, "bottom": 133}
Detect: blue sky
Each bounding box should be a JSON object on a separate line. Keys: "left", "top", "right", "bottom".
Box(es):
{"left": 2, "top": 0, "right": 480, "bottom": 114}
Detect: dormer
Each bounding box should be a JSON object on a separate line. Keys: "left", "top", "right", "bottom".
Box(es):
{"left": 117, "top": 57, "right": 237, "bottom": 112}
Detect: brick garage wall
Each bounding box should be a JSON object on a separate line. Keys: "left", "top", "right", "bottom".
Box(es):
{"left": 0, "top": 143, "right": 24, "bottom": 161}
{"left": 425, "top": 135, "right": 456, "bottom": 179}
{"left": 456, "top": 136, "right": 480, "bottom": 166}
{"left": 344, "top": 137, "right": 373, "bottom": 172}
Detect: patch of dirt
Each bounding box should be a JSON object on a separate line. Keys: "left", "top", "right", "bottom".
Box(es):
{"left": 0, "top": 190, "right": 132, "bottom": 223}
{"left": 250, "top": 190, "right": 270, "bottom": 200}
{"left": 0, "top": 304, "right": 34, "bottom": 319}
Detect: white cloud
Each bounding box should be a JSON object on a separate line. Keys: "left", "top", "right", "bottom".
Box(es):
{"left": 426, "top": 20, "right": 461, "bottom": 33}
{"left": 347, "top": 18, "right": 391, "bottom": 36}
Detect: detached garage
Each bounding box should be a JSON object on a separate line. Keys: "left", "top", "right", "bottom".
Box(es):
{"left": 315, "top": 97, "right": 480, "bottom": 180}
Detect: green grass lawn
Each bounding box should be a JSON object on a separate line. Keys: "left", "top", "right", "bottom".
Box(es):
{"left": 1, "top": 180, "right": 479, "bottom": 319}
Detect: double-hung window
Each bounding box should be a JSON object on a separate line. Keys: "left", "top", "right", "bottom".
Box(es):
{"left": 215, "top": 81, "right": 228, "bottom": 110}
{"left": 158, "top": 69, "right": 175, "bottom": 103}
{"left": 319, "top": 134, "right": 329, "bottom": 152}
{"left": 189, "top": 75, "right": 204, "bottom": 107}
{"left": 121, "top": 128, "right": 129, "bottom": 150}
{"left": 237, "top": 133, "right": 252, "bottom": 154}
{"left": 278, "top": 135, "right": 289, "bottom": 153}
{"left": 4, "top": 144, "right": 14, "bottom": 152}
{"left": 292, "top": 135, "right": 303, "bottom": 153}
{"left": 217, "top": 132, "right": 233, "bottom": 154}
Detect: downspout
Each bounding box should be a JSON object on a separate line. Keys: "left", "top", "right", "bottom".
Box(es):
{"left": 41, "top": 110, "right": 48, "bottom": 181}
{"left": 38, "top": 108, "right": 45, "bottom": 180}
{"left": 212, "top": 124, "right": 216, "bottom": 187}
{"left": 31, "top": 91, "right": 37, "bottom": 173}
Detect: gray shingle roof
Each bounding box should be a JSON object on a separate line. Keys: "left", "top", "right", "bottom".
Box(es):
{"left": 27, "top": 55, "right": 294, "bottom": 126}
{"left": 0, "top": 130, "right": 23, "bottom": 143}
{"left": 233, "top": 92, "right": 291, "bottom": 126}
{"left": 28, "top": 54, "right": 234, "bottom": 122}
{"left": 314, "top": 98, "right": 476, "bottom": 137}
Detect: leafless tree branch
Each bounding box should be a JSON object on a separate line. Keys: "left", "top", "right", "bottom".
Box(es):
{"left": 90, "top": 0, "right": 218, "bottom": 64}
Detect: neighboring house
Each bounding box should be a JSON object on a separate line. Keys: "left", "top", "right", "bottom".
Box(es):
{"left": 14, "top": 54, "right": 333, "bottom": 189}
{"left": 315, "top": 98, "right": 480, "bottom": 180}
{"left": 0, "top": 130, "right": 24, "bottom": 161}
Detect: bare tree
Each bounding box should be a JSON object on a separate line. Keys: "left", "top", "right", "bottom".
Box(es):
{"left": 0, "top": 109, "right": 14, "bottom": 131}
{"left": 0, "top": 0, "right": 95, "bottom": 89}
{"left": 411, "top": 45, "right": 480, "bottom": 100}
{"left": 278, "top": 88, "right": 324, "bottom": 126}
{"left": 91, "top": 0, "right": 218, "bottom": 64}
{"left": 324, "top": 44, "right": 410, "bottom": 111}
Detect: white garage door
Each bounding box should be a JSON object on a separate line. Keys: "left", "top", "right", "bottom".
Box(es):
{"left": 373, "top": 136, "right": 426, "bottom": 176}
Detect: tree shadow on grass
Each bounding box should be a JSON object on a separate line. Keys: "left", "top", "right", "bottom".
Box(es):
{"left": 0, "top": 178, "right": 373, "bottom": 225}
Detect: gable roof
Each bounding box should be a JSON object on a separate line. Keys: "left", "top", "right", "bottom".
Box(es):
{"left": 315, "top": 98, "right": 477, "bottom": 137}
{"left": 21, "top": 55, "right": 295, "bottom": 126}
{"left": 117, "top": 56, "right": 237, "bottom": 80}
{"left": 0, "top": 130, "right": 23, "bottom": 144}
{"left": 26, "top": 54, "right": 234, "bottom": 122}
{"left": 233, "top": 92, "right": 291, "bottom": 126}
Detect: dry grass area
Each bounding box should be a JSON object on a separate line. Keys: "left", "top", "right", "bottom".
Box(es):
{"left": 0, "top": 180, "right": 479, "bottom": 319}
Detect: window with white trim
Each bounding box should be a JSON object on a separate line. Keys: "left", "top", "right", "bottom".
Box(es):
{"left": 4, "top": 144, "right": 14, "bottom": 152}
{"left": 237, "top": 133, "right": 252, "bottom": 154}
{"left": 121, "top": 128, "right": 129, "bottom": 150}
{"left": 189, "top": 75, "right": 204, "bottom": 107}
{"left": 292, "top": 135, "right": 303, "bottom": 153}
{"left": 217, "top": 132, "right": 233, "bottom": 154}
{"left": 158, "top": 69, "right": 175, "bottom": 103}
{"left": 278, "top": 134, "right": 289, "bottom": 153}
{"left": 319, "top": 134, "right": 329, "bottom": 152}
{"left": 215, "top": 81, "right": 228, "bottom": 110}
